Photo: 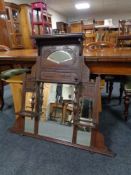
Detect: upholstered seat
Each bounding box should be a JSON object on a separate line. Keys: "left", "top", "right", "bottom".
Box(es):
{"left": 0, "top": 68, "right": 30, "bottom": 80}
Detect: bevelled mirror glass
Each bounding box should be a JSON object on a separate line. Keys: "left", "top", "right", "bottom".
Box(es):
{"left": 24, "top": 83, "right": 92, "bottom": 147}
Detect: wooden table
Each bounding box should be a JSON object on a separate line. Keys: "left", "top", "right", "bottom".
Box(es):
{"left": 1, "top": 47, "right": 131, "bottom": 75}
{"left": 0, "top": 47, "right": 131, "bottom": 108}
{"left": 0, "top": 49, "right": 37, "bottom": 63}
{"left": 1, "top": 47, "right": 131, "bottom": 156}
{"left": 84, "top": 47, "right": 131, "bottom": 75}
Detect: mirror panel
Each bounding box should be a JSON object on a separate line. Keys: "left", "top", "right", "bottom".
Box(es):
{"left": 24, "top": 83, "right": 92, "bottom": 146}
{"left": 77, "top": 127, "right": 91, "bottom": 146}
{"left": 25, "top": 117, "right": 34, "bottom": 133}
{"left": 38, "top": 83, "right": 74, "bottom": 142}
{"left": 24, "top": 92, "right": 36, "bottom": 133}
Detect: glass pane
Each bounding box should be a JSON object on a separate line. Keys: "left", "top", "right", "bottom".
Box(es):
{"left": 47, "top": 51, "right": 72, "bottom": 64}
{"left": 38, "top": 83, "right": 74, "bottom": 143}
{"left": 79, "top": 98, "right": 93, "bottom": 119}
{"left": 13, "top": 23, "right": 20, "bottom": 33}
{"left": 12, "top": 9, "right": 19, "bottom": 21}
{"left": 6, "top": 8, "right": 10, "bottom": 20}
{"left": 23, "top": 83, "right": 92, "bottom": 147}
{"left": 76, "top": 126, "right": 91, "bottom": 146}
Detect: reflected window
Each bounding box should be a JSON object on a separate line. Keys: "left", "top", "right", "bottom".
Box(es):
{"left": 47, "top": 50, "right": 72, "bottom": 64}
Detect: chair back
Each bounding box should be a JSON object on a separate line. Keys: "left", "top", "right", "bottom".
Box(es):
{"left": 0, "top": 45, "right": 10, "bottom": 51}
{"left": 86, "top": 41, "right": 115, "bottom": 51}
{"left": 118, "top": 19, "right": 131, "bottom": 35}
{"left": 117, "top": 20, "right": 131, "bottom": 47}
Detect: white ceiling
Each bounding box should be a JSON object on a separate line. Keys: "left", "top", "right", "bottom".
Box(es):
{"left": 46, "top": 0, "right": 131, "bottom": 17}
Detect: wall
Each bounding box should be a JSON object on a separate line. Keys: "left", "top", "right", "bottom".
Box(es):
{"left": 68, "top": 12, "right": 131, "bottom": 26}
{"left": 4, "top": 0, "right": 67, "bottom": 29}
{"left": 47, "top": 8, "right": 67, "bottom": 29}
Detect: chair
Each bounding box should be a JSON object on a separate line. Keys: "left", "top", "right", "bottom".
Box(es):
{"left": 0, "top": 45, "right": 29, "bottom": 109}
{"left": 117, "top": 20, "right": 131, "bottom": 120}
{"left": 86, "top": 41, "right": 114, "bottom": 51}
{"left": 117, "top": 19, "right": 131, "bottom": 47}
{"left": 84, "top": 33, "right": 96, "bottom": 46}
{"left": 118, "top": 19, "right": 131, "bottom": 35}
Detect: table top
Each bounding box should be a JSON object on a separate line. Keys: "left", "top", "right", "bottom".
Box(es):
{"left": 84, "top": 47, "right": 131, "bottom": 62}
{"left": 0, "top": 48, "right": 131, "bottom": 62}
{"left": 0, "top": 49, "right": 37, "bottom": 61}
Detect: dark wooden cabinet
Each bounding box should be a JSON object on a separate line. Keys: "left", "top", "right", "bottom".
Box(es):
{"left": 0, "top": 2, "right": 23, "bottom": 49}
{"left": 5, "top": 2, "right": 23, "bottom": 49}
{"left": 0, "top": 0, "right": 5, "bottom": 12}
{"left": 0, "top": 0, "right": 9, "bottom": 46}
{"left": 56, "top": 22, "right": 68, "bottom": 33}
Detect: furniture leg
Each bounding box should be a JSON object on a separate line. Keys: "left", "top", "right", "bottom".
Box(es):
{"left": 106, "top": 81, "right": 109, "bottom": 93}
{"left": 90, "top": 128, "right": 113, "bottom": 156}
{"left": 119, "top": 82, "right": 124, "bottom": 105}
{"left": 107, "top": 81, "right": 113, "bottom": 103}
{"left": 124, "top": 93, "right": 130, "bottom": 121}
{"left": 0, "top": 80, "right": 4, "bottom": 110}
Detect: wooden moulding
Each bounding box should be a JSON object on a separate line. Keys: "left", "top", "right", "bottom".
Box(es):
{"left": 10, "top": 34, "right": 113, "bottom": 157}
{"left": 10, "top": 117, "right": 114, "bottom": 157}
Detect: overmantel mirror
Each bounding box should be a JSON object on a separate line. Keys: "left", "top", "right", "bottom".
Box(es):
{"left": 11, "top": 34, "right": 113, "bottom": 156}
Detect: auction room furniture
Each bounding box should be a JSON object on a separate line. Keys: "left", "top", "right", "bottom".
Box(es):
{"left": 0, "top": 47, "right": 131, "bottom": 112}
{"left": 19, "top": 4, "right": 33, "bottom": 49}
{"left": 0, "top": 0, "right": 10, "bottom": 47}
{"left": 0, "top": 46, "right": 131, "bottom": 155}
{"left": 117, "top": 19, "right": 131, "bottom": 120}
{"left": 70, "top": 21, "right": 83, "bottom": 33}
{"left": 86, "top": 41, "right": 117, "bottom": 102}
{"left": 4, "top": 2, "right": 23, "bottom": 49}
{"left": 117, "top": 19, "right": 131, "bottom": 47}
{"left": 0, "top": 0, "right": 5, "bottom": 12}
{"left": 0, "top": 45, "right": 30, "bottom": 109}
{"left": 31, "top": 0, "right": 51, "bottom": 35}
{"left": 8, "top": 33, "right": 114, "bottom": 156}
{"left": 56, "top": 22, "right": 68, "bottom": 33}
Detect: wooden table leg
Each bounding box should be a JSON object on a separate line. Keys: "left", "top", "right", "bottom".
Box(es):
{"left": 0, "top": 79, "right": 4, "bottom": 110}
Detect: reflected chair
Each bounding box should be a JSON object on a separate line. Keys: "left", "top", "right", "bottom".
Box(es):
{"left": 0, "top": 45, "right": 30, "bottom": 109}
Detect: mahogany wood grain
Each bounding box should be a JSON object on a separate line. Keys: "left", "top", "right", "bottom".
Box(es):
{"left": 84, "top": 47, "right": 131, "bottom": 75}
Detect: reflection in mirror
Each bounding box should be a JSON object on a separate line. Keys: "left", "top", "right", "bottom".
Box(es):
{"left": 77, "top": 127, "right": 91, "bottom": 146}
{"left": 76, "top": 98, "right": 93, "bottom": 146}
{"left": 38, "top": 83, "right": 74, "bottom": 142}
{"left": 24, "top": 83, "right": 92, "bottom": 146}
{"left": 47, "top": 51, "right": 72, "bottom": 64}
{"left": 24, "top": 92, "right": 36, "bottom": 133}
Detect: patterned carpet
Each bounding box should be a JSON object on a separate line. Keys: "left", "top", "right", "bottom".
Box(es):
{"left": 0, "top": 85, "right": 130, "bottom": 175}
